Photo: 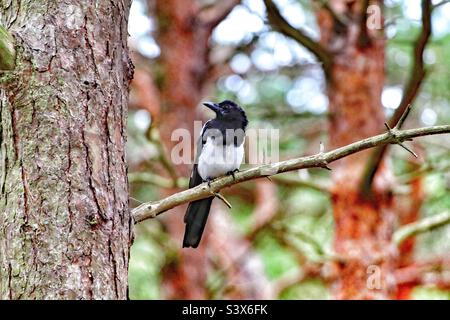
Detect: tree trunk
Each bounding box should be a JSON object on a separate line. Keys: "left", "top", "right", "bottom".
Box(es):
{"left": 395, "top": 176, "right": 423, "bottom": 299}
{"left": 0, "top": 0, "right": 133, "bottom": 299}
{"left": 318, "top": 1, "right": 397, "bottom": 299}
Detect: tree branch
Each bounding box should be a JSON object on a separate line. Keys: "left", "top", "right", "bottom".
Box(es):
{"left": 132, "top": 125, "right": 450, "bottom": 223}
{"left": 433, "top": 0, "right": 450, "bottom": 9}
{"left": 357, "top": 0, "right": 371, "bottom": 48}
{"left": 263, "top": 0, "right": 333, "bottom": 72}
{"left": 312, "top": 0, "right": 348, "bottom": 32}
{"left": 199, "top": 0, "right": 241, "bottom": 30}
{"left": 393, "top": 211, "right": 450, "bottom": 247}
{"left": 388, "top": 0, "right": 432, "bottom": 130}
{"left": 0, "top": 25, "right": 15, "bottom": 70}
{"left": 359, "top": 0, "right": 433, "bottom": 196}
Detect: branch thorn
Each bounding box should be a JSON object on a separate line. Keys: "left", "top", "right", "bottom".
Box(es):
{"left": 212, "top": 191, "right": 232, "bottom": 209}
{"left": 397, "top": 142, "right": 418, "bottom": 158}
{"left": 385, "top": 120, "right": 418, "bottom": 158}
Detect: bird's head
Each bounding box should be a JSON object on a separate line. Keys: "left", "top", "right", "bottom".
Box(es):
{"left": 203, "top": 100, "right": 248, "bottom": 128}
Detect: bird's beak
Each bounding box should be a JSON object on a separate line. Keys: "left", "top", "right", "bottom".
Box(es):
{"left": 203, "top": 102, "right": 221, "bottom": 114}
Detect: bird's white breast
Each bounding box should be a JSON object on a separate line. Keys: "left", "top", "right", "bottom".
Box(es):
{"left": 197, "top": 137, "right": 244, "bottom": 180}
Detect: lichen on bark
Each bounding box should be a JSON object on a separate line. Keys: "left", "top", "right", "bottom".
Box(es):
{"left": 0, "top": 25, "right": 15, "bottom": 70}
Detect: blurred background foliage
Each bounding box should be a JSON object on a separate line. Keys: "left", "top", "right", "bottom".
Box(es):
{"left": 126, "top": 0, "right": 450, "bottom": 299}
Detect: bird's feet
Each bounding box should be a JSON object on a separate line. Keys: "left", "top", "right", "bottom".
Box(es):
{"left": 206, "top": 177, "right": 214, "bottom": 188}
{"left": 226, "top": 169, "right": 239, "bottom": 181}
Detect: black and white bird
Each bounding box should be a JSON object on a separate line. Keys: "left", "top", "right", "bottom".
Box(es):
{"left": 183, "top": 100, "right": 248, "bottom": 248}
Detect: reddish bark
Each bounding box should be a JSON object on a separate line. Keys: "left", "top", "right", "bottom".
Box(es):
{"left": 317, "top": 0, "right": 399, "bottom": 299}
{"left": 396, "top": 176, "right": 424, "bottom": 299}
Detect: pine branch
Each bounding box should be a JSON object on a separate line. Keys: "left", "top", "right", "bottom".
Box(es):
{"left": 0, "top": 25, "right": 15, "bottom": 70}
{"left": 132, "top": 125, "right": 450, "bottom": 223}
{"left": 263, "top": 0, "right": 333, "bottom": 72}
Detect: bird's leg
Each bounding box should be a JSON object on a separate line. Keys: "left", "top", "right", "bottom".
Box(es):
{"left": 206, "top": 177, "right": 214, "bottom": 188}
{"left": 226, "top": 168, "right": 239, "bottom": 181}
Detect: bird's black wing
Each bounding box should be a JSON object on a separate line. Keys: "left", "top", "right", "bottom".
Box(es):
{"left": 188, "top": 119, "right": 210, "bottom": 188}
{"left": 183, "top": 121, "right": 214, "bottom": 248}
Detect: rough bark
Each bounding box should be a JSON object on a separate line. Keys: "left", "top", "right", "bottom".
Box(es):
{"left": 0, "top": 0, "right": 133, "bottom": 299}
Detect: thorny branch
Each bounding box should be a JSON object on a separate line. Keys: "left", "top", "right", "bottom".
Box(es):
{"left": 360, "top": 0, "right": 433, "bottom": 195}
{"left": 132, "top": 125, "right": 450, "bottom": 223}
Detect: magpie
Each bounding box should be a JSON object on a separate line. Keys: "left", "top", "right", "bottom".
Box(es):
{"left": 183, "top": 100, "right": 248, "bottom": 248}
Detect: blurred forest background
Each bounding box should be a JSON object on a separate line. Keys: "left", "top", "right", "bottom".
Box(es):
{"left": 126, "top": 0, "right": 450, "bottom": 299}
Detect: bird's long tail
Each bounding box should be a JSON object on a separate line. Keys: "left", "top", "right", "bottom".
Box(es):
{"left": 183, "top": 197, "right": 214, "bottom": 248}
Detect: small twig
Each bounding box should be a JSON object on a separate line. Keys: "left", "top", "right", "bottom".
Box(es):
{"left": 199, "top": 0, "right": 241, "bottom": 30}
{"left": 396, "top": 143, "right": 418, "bottom": 158}
{"left": 263, "top": 0, "right": 333, "bottom": 73}
{"left": 319, "top": 141, "right": 325, "bottom": 154}
{"left": 433, "top": 0, "right": 450, "bottom": 9}
{"left": 317, "top": 141, "right": 332, "bottom": 170}
{"left": 318, "top": 141, "right": 332, "bottom": 170}
{"left": 384, "top": 122, "right": 418, "bottom": 158}
{"left": 212, "top": 191, "right": 232, "bottom": 209}
{"left": 395, "top": 104, "right": 413, "bottom": 130}
{"left": 321, "top": 163, "right": 332, "bottom": 170}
